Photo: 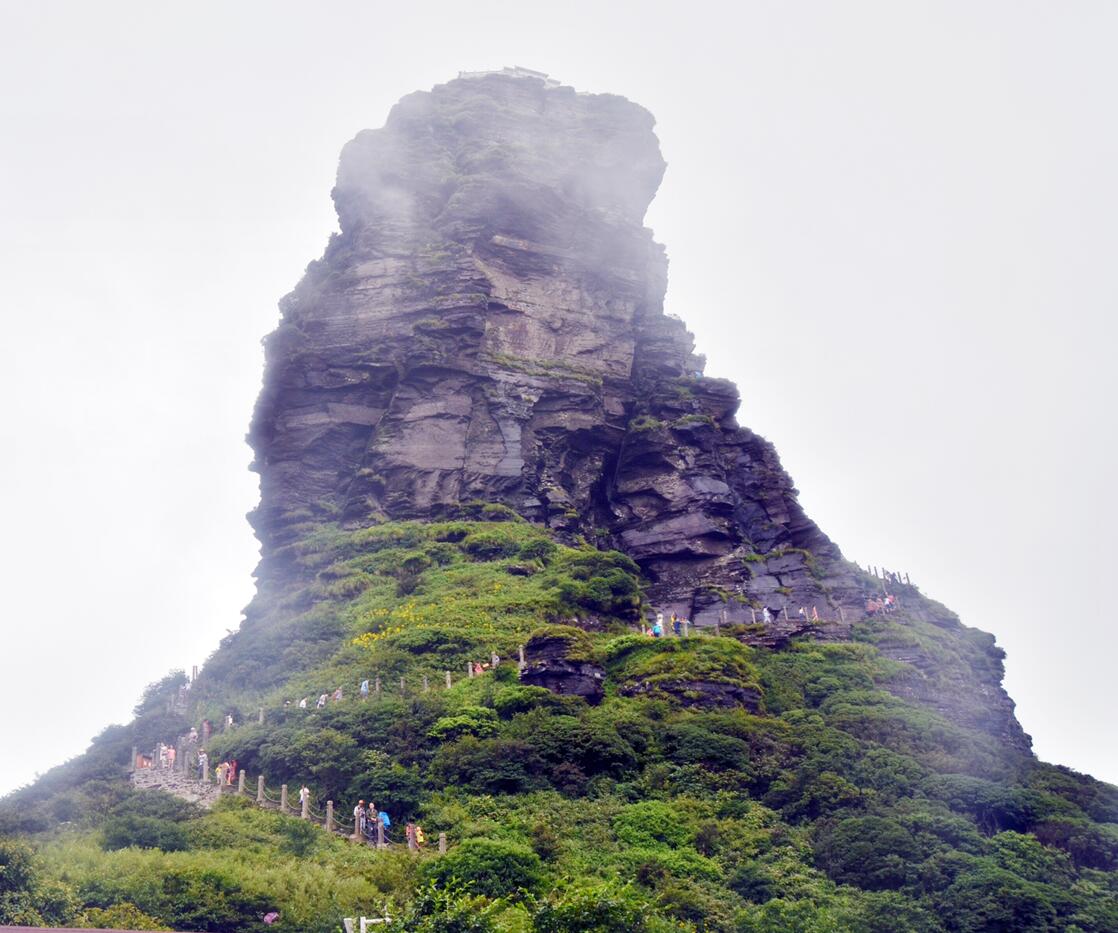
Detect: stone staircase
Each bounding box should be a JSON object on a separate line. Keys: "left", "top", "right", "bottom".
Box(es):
{"left": 131, "top": 767, "right": 225, "bottom": 808}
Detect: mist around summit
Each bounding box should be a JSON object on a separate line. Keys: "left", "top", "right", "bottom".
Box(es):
{"left": 2, "top": 11, "right": 1117, "bottom": 930}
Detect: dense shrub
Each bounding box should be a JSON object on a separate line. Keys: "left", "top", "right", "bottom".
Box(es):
{"left": 424, "top": 838, "right": 544, "bottom": 898}
{"left": 101, "top": 816, "right": 190, "bottom": 853}
{"left": 814, "top": 815, "right": 919, "bottom": 890}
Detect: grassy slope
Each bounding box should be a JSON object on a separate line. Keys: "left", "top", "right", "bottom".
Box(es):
{"left": 2, "top": 514, "right": 1117, "bottom": 932}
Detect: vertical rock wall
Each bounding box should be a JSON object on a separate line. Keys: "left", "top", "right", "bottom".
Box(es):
{"left": 249, "top": 70, "right": 857, "bottom": 621}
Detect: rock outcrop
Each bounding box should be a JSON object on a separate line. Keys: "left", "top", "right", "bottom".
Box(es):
{"left": 246, "top": 68, "right": 1028, "bottom": 752}
{"left": 249, "top": 68, "right": 856, "bottom": 623}
{"left": 519, "top": 628, "right": 605, "bottom": 704}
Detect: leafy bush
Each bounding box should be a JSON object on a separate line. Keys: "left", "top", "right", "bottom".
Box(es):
{"left": 101, "top": 816, "right": 190, "bottom": 853}
{"left": 814, "top": 816, "right": 919, "bottom": 890}
{"left": 424, "top": 837, "right": 544, "bottom": 898}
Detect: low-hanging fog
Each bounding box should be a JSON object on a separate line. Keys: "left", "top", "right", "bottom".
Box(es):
{"left": 0, "top": 0, "right": 1114, "bottom": 795}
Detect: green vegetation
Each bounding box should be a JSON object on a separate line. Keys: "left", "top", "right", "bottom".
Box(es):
{"left": 2, "top": 516, "right": 1116, "bottom": 931}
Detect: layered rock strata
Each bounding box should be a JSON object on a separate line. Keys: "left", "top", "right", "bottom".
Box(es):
{"left": 249, "top": 70, "right": 853, "bottom": 621}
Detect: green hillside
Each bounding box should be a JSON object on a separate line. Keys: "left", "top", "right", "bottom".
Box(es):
{"left": 3, "top": 513, "right": 1117, "bottom": 931}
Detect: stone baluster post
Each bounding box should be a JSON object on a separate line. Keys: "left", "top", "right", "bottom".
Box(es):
{"left": 131, "top": 746, "right": 138, "bottom": 772}
{"left": 682, "top": 618, "right": 690, "bottom": 638}
{"left": 518, "top": 645, "right": 526, "bottom": 670}
{"left": 374, "top": 676, "right": 381, "bottom": 699}
{"left": 423, "top": 675, "right": 429, "bottom": 693}
{"left": 238, "top": 769, "right": 246, "bottom": 794}
{"left": 467, "top": 662, "right": 474, "bottom": 679}
{"left": 326, "top": 801, "right": 334, "bottom": 833}
{"left": 399, "top": 675, "right": 405, "bottom": 694}
{"left": 438, "top": 832, "right": 447, "bottom": 854}
{"left": 407, "top": 827, "right": 417, "bottom": 853}
{"left": 280, "top": 784, "right": 288, "bottom": 814}
{"left": 445, "top": 671, "right": 452, "bottom": 689}
{"left": 257, "top": 775, "right": 265, "bottom": 804}
{"left": 376, "top": 820, "right": 385, "bottom": 849}
{"left": 301, "top": 791, "right": 309, "bottom": 820}
{"left": 258, "top": 707, "right": 264, "bottom": 725}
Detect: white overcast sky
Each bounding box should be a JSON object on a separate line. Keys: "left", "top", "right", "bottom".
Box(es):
{"left": 1, "top": 1, "right": 1115, "bottom": 795}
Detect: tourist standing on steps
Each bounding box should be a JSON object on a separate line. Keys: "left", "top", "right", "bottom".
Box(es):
{"left": 672, "top": 614, "right": 681, "bottom": 637}
{"left": 299, "top": 785, "right": 310, "bottom": 810}
{"left": 762, "top": 607, "right": 773, "bottom": 624}
{"left": 332, "top": 686, "right": 343, "bottom": 702}
{"left": 198, "top": 750, "right": 208, "bottom": 781}
{"left": 354, "top": 800, "right": 367, "bottom": 836}
{"left": 298, "top": 697, "right": 308, "bottom": 709}
{"left": 167, "top": 746, "right": 176, "bottom": 769}
{"left": 317, "top": 693, "right": 327, "bottom": 709}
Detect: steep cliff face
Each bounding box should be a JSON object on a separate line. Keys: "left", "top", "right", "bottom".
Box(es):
{"left": 250, "top": 70, "right": 849, "bottom": 622}
{"left": 247, "top": 69, "right": 1027, "bottom": 750}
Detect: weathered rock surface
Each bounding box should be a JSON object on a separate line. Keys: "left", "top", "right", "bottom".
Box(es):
{"left": 519, "top": 630, "right": 605, "bottom": 704}
{"left": 131, "top": 767, "right": 224, "bottom": 809}
{"left": 247, "top": 68, "right": 1028, "bottom": 752}
{"left": 249, "top": 69, "right": 855, "bottom": 622}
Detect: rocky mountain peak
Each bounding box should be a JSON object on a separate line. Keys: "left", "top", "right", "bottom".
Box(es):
{"left": 245, "top": 70, "right": 1026, "bottom": 764}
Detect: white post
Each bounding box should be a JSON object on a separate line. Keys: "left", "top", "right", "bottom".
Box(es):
{"left": 257, "top": 774, "right": 264, "bottom": 803}
{"left": 258, "top": 707, "right": 264, "bottom": 724}
{"left": 445, "top": 670, "right": 452, "bottom": 689}
{"left": 423, "top": 675, "right": 430, "bottom": 693}
{"left": 280, "top": 784, "right": 288, "bottom": 814}
{"left": 301, "top": 791, "right": 309, "bottom": 820}
{"left": 377, "top": 820, "right": 385, "bottom": 849}
{"left": 467, "top": 662, "right": 474, "bottom": 679}
{"left": 518, "top": 645, "right": 526, "bottom": 669}
{"left": 439, "top": 831, "right": 447, "bottom": 854}
{"left": 238, "top": 769, "right": 246, "bottom": 794}
{"left": 326, "top": 801, "right": 334, "bottom": 833}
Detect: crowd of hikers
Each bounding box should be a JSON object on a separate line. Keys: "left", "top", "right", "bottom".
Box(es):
{"left": 865, "top": 592, "right": 900, "bottom": 616}
{"left": 642, "top": 612, "right": 691, "bottom": 637}
{"left": 351, "top": 799, "right": 427, "bottom": 848}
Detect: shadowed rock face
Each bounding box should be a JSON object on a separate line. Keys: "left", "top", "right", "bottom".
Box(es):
{"left": 249, "top": 71, "right": 853, "bottom": 619}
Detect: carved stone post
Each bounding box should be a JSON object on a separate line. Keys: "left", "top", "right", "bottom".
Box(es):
{"left": 467, "top": 661, "right": 474, "bottom": 678}
{"left": 374, "top": 676, "right": 381, "bottom": 699}
{"left": 326, "top": 801, "right": 334, "bottom": 833}
{"left": 258, "top": 707, "right": 264, "bottom": 724}
{"left": 280, "top": 784, "right": 288, "bottom": 814}
{"left": 301, "top": 791, "right": 309, "bottom": 820}
{"left": 438, "top": 832, "right": 447, "bottom": 854}
{"left": 376, "top": 820, "right": 385, "bottom": 849}
{"left": 238, "top": 769, "right": 246, "bottom": 794}
{"left": 257, "top": 774, "right": 265, "bottom": 804}
{"left": 445, "top": 671, "right": 452, "bottom": 689}
{"left": 423, "top": 675, "right": 429, "bottom": 693}
{"left": 518, "top": 645, "right": 526, "bottom": 669}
